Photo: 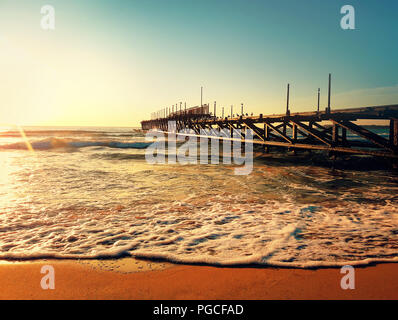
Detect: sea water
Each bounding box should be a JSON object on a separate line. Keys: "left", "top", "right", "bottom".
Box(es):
{"left": 0, "top": 126, "right": 397, "bottom": 267}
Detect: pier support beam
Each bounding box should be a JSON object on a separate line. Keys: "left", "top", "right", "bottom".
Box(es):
{"left": 390, "top": 118, "right": 398, "bottom": 168}
{"left": 342, "top": 128, "right": 347, "bottom": 146}
{"left": 390, "top": 118, "right": 398, "bottom": 148}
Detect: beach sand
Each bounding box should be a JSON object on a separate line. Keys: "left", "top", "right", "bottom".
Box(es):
{"left": 0, "top": 259, "right": 396, "bottom": 300}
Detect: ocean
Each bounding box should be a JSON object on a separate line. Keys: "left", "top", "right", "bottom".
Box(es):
{"left": 0, "top": 126, "right": 397, "bottom": 267}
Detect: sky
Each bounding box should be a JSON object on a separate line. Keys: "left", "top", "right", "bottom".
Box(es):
{"left": 0, "top": 0, "right": 397, "bottom": 127}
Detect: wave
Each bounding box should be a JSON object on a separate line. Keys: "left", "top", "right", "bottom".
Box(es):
{"left": 90, "top": 153, "right": 147, "bottom": 161}
{"left": 0, "top": 137, "right": 151, "bottom": 151}
{"left": 0, "top": 130, "right": 143, "bottom": 139}
{"left": 0, "top": 247, "right": 397, "bottom": 269}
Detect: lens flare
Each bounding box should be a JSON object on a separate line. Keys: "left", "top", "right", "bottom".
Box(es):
{"left": 16, "top": 125, "right": 34, "bottom": 152}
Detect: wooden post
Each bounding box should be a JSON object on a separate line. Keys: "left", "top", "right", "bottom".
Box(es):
{"left": 241, "top": 103, "right": 243, "bottom": 115}
{"left": 286, "top": 83, "right": 290, "bottom": 115}
{"left": 317, "top": 88, "right": 320, "bottom": 113}
{"left": 201, "top": 87, "right": 203, "bottom": 108}
{"left": 332, "top": 124, "right": 339, "bottom": 145}
{"left": 214, "top": 101, "right": 216, "bottom": 117}
{"left": 293, "top": 124, "right": 297, "bottom": 142}
{"left": 231, "top": 105, "right": 233, "bottom": 118}
{"left": 327, "top": 74, "right": 331, "bottom": 114}
{"left": 285, "top": 83, "right": 290, "bottom": 137}
{"left": 265, "top": 124, "right": 270, "bottom": 153}
{"left": 292, "top": 123, "right": 298, "bottom": 154}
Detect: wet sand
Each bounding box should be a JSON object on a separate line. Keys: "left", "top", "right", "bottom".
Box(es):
{"left": 0, "top": 259, "right": 396, "bottom": 300}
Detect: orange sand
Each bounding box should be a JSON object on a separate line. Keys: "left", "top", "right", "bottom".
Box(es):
{"left": 0, "top": 260, "right": 396, "bottom": 300}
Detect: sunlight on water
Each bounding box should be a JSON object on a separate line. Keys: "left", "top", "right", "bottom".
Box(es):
{"left": 0, "top": 126, "right": 397, "bottom": 267}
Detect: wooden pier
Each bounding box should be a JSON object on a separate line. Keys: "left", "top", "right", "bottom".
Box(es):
{"left": 141, "top": 76, "right": 398, "bottom": 161}
{"left": 141, "top": 104, "right": 398, "bottom": 159}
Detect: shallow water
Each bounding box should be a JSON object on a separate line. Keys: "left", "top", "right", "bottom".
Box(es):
{"left": 0, "top": 126, "right": 397, "bottom": 268}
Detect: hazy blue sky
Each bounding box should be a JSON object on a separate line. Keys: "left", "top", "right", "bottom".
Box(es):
{"left": 0, "top": 0, "right": 397, "bottom": 126}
